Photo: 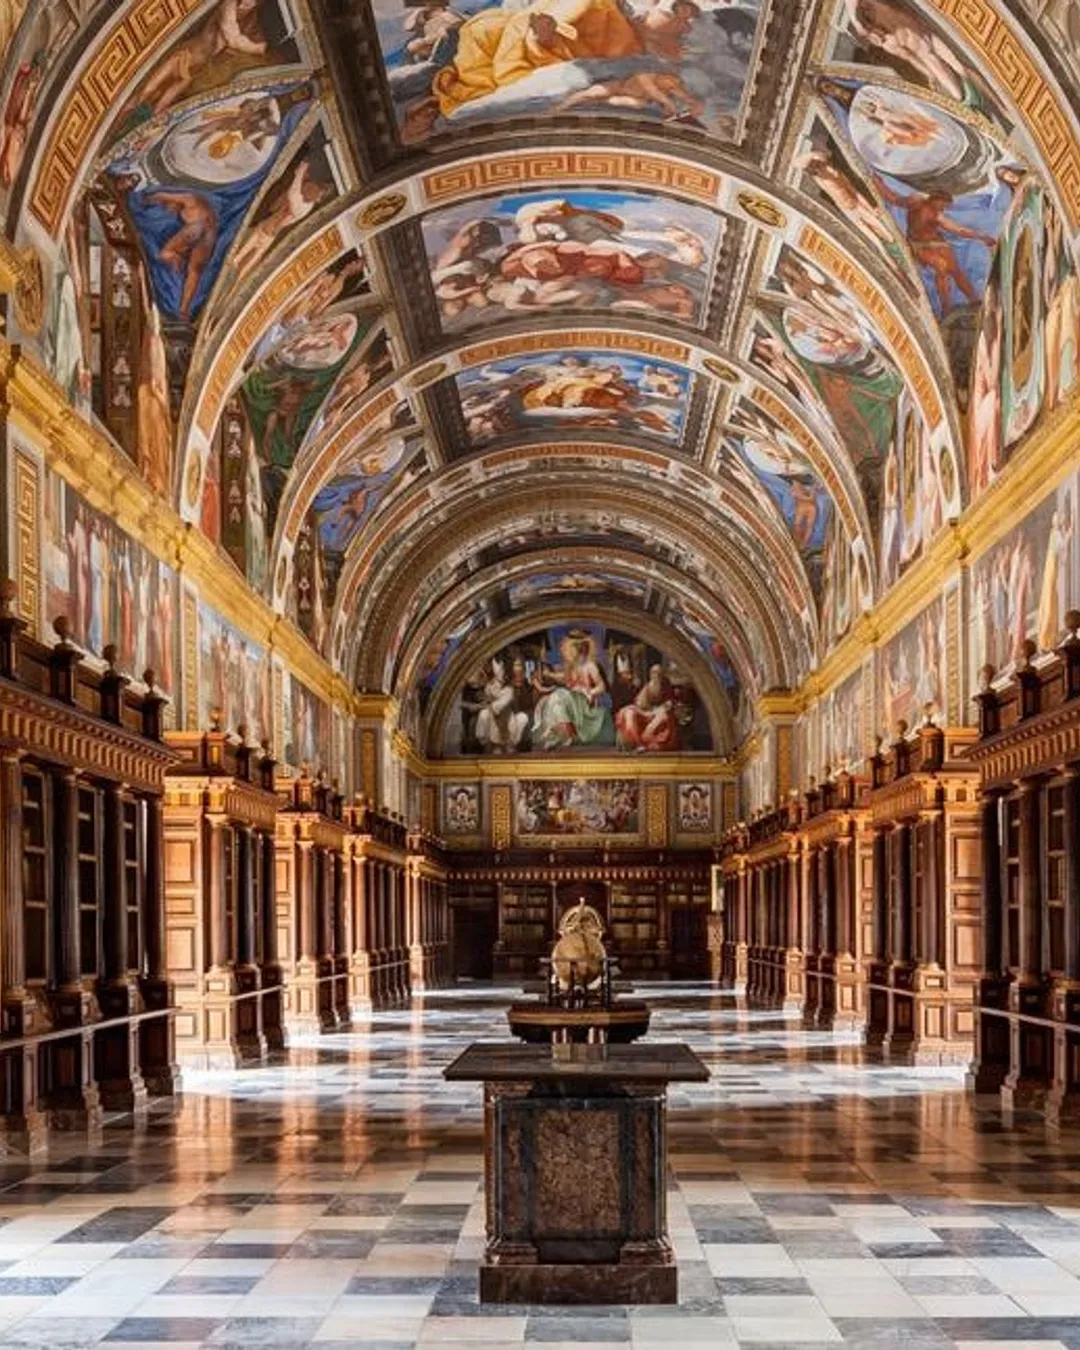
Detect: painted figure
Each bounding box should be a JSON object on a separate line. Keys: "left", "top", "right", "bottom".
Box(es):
{"left": 615, "top": 663, "right": 679, "bottom": 751}
{"left": 137, "top": 0, "right": 269, "bottom": 118}
{"left": 531, "top": 633, "right": 614, "bottom": 748}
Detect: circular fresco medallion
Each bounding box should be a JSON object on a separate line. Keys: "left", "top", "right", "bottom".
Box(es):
{"left": 849, "top": 85, "right": 966, "bottom": 180}
{"left": 274, "top": 312, "right": 359, "bottom": 370}
{"left": 783, "top": 305, "right": 869, "bottom": 367}
{"left": 162, "top": 93, "right": 282, "bottom": 185}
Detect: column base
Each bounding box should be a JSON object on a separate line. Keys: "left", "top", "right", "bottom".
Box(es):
{"left": 93, "top": 981, "right": 151, "bottom": 1120}
{"left": 0, "top": 1107, "right": 48, "bottom": 1154}
{"left": 284, "top": 961, "right": 334, "bottom": 1034}
{"left": 46, "top": 1078, "right": 104, "bottom": 1137}
{"left": 141, "top": 1063, "right": 182, "bottom": 1098}
{"left": 259, "top": 966, "right": 286, "bottom": 1053}
{"left": 234, "top": 966, "right": 268, "bottom": 1062}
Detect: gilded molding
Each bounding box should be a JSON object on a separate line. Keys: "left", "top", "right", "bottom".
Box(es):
{"left": 11, "top": 449, "right": 40, "bottom": 635}
{"left": 490, "top": 784, "right": 512, "bottom": 851}
{"left": 645, "top": 783, "right": 668, "bottom": 848}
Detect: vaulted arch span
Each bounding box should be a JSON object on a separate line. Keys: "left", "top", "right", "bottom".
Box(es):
{"left": 1, "top": 0, "right": 1079, "bottom": 767}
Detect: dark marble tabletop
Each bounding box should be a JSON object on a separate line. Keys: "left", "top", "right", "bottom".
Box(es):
{"left": 443, "top": 1041, "right": 710, "bottom": 1083}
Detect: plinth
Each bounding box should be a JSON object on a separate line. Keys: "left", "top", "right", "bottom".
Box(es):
{"left": 444, "top": 1041, "right": 708, "bottom": 1304}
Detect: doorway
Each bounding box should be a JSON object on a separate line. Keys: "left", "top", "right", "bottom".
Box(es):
{"left": 451, "top": 903, "right": 497, "bottom": 980}
{"left": 670, "top": 903, "right": 710, "bottom": 978}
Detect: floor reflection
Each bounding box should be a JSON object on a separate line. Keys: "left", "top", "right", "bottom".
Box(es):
{"left": 0, "top": 984, "right": 1076, "bottom": 1348}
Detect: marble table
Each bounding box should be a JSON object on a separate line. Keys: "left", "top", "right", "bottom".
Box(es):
{"left": 444, "top": 1041, "right": 709, "bottom": 1305}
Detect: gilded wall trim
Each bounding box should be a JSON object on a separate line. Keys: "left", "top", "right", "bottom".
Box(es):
{"left": 11, "top": 448, "right": 40, "bottom": 635}
{"left": 489, "top": 784, "right": 512, "bottom": 851}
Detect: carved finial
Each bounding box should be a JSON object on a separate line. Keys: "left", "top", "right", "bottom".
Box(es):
{"left": 922, "top": 702, "right": 935, "bottom": 726}
{"left": 895, "top": 719, "right": 908, "bottom": 738}
{"left": 103, "top": 644, "right": 118, "bottom": 671}
{"left": 0, "top": 580, "right": 17, "bottom": 615}
{"left": 875, "top": 734, "right": 885, "bottom": 754}
{"left": 1021, "top": 638, "right": 1038, "bottom": 665}
{"left": 261, "top": 737, "right": 272, "bottom": 755}
{"left": 53, "top": 615, "right": 72, "bottom": 644}
{"left": 237, "top": 722, "right": 249, "bottom": 745}
{"left": 300, "top": 759, "right": 310, "bottom": 778}
{"left": 1067, "top": 610, "right": 1080, "bottom": 636}
{"left": 979, "top": 663, "right": 995, "bottom": 692}
{"left": 209, "top": 706, "right": 223, "bottom": 733}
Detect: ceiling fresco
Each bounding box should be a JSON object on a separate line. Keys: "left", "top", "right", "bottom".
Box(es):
{"left": 420, "top": 188, "right": 724, "bottom": 332}
{"left": 3, "top": 0, "right": 1080, "bottom": 758}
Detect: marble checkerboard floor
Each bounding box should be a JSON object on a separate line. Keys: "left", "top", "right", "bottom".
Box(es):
{"left": 3, "top": 987, "right": 1080, "bottom": 1348}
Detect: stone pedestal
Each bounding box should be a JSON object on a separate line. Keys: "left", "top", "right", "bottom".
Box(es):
{"left": 445, "top": 1041, "right": 708, "bottom": 1306}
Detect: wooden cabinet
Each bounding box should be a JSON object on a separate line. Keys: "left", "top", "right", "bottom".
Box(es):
{"left": 865, "top": 722, "right": 981, "bottom": 1063}
{"left": 0, "top": 595, "right": 176, "bottom": 1148}
{"left": 968, "top": 628, "right": 1080, "bottom": 1120}
{"left": 163, "top": 726, "right": 278, "bottom": 1068}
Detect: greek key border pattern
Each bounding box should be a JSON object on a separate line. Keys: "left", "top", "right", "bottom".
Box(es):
{"left": 12, "top": 450, "right": 39, "bottom": 636}
{"left": 422, "top": 153, "right": 721, "bottom": 207}
{"left": 927, "top": 0, "right": 1080, "bottom": 227}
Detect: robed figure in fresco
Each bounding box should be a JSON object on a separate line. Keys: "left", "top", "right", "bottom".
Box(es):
{"left": 531, "top": 631, "right": 616, "bottom": 748}
{"left": 431, "top": 0, "right": 642, "bottom": 117}
{"left": 616, "top": 663, "right": 680, "bottom": 751}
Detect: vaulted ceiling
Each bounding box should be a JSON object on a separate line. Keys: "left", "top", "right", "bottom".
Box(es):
{"left": 4, "top": 0, "right": 1080, "bottom": 756}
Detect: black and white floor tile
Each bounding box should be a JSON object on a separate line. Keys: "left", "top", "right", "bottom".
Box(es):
{"left": 0, "top": 986, "right": 1078, "bottom": 1347}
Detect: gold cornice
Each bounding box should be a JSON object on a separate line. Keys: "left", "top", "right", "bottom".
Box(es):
{"left": 4, "top": 346, "right": 359, "bottom": 719}
{"left": 731, "top": 732, "right": 761, "bottom": 772}
{"left": 415, "top": 754, "right": 735, "bottom": 780}
{"left": 392, "top": 731, "right": 427, "bottom": 779}
{"left": 756, "top": 692, "right": 803, "bottom": 720}
{"left": 355, "top": 693, "right": 398, "bottom": 721}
